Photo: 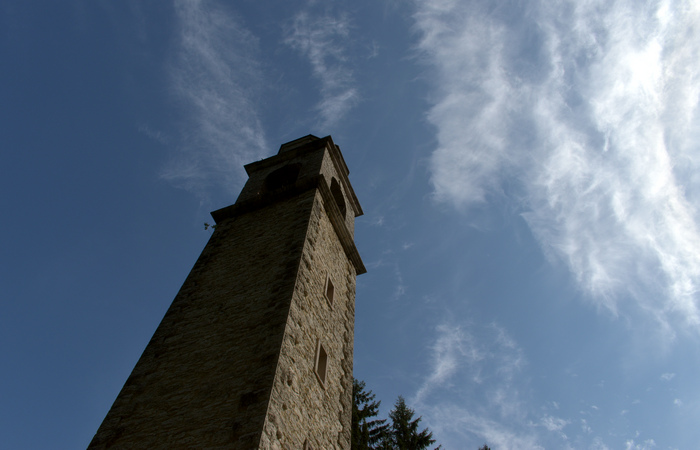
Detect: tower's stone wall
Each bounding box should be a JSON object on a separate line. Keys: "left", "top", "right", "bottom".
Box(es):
{"left": 89, "top": 187, "right": 317, "bottom": 449}
{"left": 261, "top": 189, "right": 355, "bottom": 449}
{"left": 88, "top": 135, "right": 362, "bottom": 449}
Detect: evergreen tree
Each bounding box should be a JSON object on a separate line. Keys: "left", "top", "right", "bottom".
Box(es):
{"left": 352, "top": 379, "right": 390, "bottom": 449}
{"left": 478, "top": 445, "right": 491, "bottom": 450}
{"left": 383, "top": 396, "right": 438, "bottom": 450}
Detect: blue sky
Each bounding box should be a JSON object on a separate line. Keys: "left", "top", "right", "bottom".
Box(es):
{"left": 2, "top": 1, "right": 699, "bottom": 448}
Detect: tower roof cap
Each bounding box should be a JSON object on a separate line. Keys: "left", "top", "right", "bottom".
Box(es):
{"left": 278, "top": 134, "right": 322, "bottom": 154}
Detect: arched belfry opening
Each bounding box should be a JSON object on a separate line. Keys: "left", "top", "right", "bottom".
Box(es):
{"left": 264, "top": 163, "right": 301, "bottom": 192}
{"left": 330, "top": 177, "right": 346, "bottom": 218}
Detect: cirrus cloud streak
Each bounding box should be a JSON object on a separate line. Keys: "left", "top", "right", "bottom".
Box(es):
{"left": 164, "top": 0, "right": 268, "bottom": 198}
{"left": 285, "top": 8, "right": 358, "bottom": 128}
{"left": 415, "top": 0, "right": 700, "bottom": 333}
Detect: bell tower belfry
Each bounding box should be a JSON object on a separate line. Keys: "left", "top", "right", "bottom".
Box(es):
{"left": 89, "top": 135, "right": 365, "bottom": 449}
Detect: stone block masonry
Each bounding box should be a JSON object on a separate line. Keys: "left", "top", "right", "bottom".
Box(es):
{"left": 88, "top": 135, "right": 364, "bottom": 449}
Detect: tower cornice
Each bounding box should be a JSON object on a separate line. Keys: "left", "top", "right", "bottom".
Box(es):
{"left": 211, "top": 174, "right": 366, "bottom": 275}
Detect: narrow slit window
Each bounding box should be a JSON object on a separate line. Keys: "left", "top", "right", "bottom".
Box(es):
{"left": 324, "top": 276, "right": 334, "bottom": 306}
{"left": 314, "top": 341, "right": 328, "bottom": 387}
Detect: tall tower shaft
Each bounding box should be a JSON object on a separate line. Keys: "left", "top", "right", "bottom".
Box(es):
{"left": 89, "top": 135, "right": 364, "bottom": 449}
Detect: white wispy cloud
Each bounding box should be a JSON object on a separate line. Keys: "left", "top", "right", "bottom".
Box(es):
{"left": 590, "top": 437, "right": 612, "bottom": 450}
{"left": 412, "top": 321, "right": 557, "bottom": 448}
{"left": 285, "top": 9, "right": 358, "bottom": 127}
{"left": 425, "top": 404, "right": 545, "bottom": 450}
{"left": 413, "top": 323, "right": 483, "bottom": 403}
{"left": 625, "top": 438, "right": 657, "bottom": 450}
{"left": 541, "top": 414, "right": 570, "bottom": 432}
{"left": 164, "top": 0, "right": 268, "bottom": 198}
{"left": 414, "top": 0, "right": 700, "bottom": 333}
{"left": 539, "top": 414, "right": 571, "bottom": 443}
{"left": 660, "top": 372, "right": 676, "bottom": 381}
{"left": 138, "top": 124, "right": 170, "bottom": 145}
{"left": 581, "top": 418, "right": 592, "bottom": 434}
{"left": 393, "top": 264, "right": 406, "bottom": 299}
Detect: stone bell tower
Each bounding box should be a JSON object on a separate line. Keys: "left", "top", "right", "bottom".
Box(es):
{"left": 89, "top": 135, "right": 364, "bottom": 449}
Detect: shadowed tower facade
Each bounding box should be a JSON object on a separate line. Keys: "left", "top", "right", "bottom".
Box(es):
{"left": 89, "top": 135, "right": 365, "bottom": 449}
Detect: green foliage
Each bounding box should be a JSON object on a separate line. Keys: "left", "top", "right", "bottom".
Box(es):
{"left": 478, "top": 445, "right": 491, "bottom": 450}
{"left": 352, "top": 380, "right": 440, "bottom": 450}
{"left": 352, "top": 379, "right": 390, "bottom": 449}
{"left": 382, "top": 396, "right": 438, "bottom": 450}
